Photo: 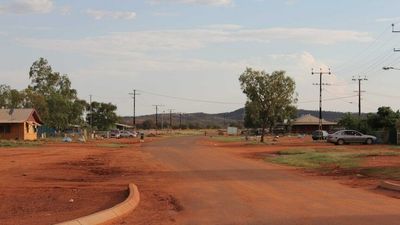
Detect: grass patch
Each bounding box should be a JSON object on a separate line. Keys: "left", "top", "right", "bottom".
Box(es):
{"left": 277, "top": 148, "right": 314, "bottom": 155}
{"left": 270, "top": 151, "right": 361, "bottom": 169}
{"left": 0, "top": 140, "right": 42, "bottom": 147}
{"left": 361, "top": 167, "right": 400, "bottom": 180}
{"left": 270, "top": 147, "right": 400, "bottom": 180}
{"left": 211, "top": 136, "right": 244, "bottom": 143}
{"left": 97, "top": 143, "right": 129, "bottom": 148}
{"left": 357, "top": 151, "right": 400, "bottom": 157}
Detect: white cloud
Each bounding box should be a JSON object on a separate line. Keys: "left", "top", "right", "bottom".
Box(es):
{"left": 202, "top": 24, "right": 243, "bottom": 30}
{"left": 59, "top": 5, "right": 71, "bottom": 15}
{"left": 86, "top": 9, "right": 136, "bottom": 20}
{"left": 152, "top": 11, "right": 180, "bottom": 17}
{"left": 0, "top": 0, "right": 53, "bottom": 14}
{"left": 148, "top": 0, "right": 233, "bottom": 6}
{"left": 16, "top": 26, "right": 373, "bottom": 58}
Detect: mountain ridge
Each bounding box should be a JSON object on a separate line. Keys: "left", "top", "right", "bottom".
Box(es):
{"left": 121, "top": 108, "right": 356, "bottom": 128}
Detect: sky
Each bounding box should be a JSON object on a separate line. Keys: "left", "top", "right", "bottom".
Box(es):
{"left": 1, "top": 0, "right": 400, "bottom": 116}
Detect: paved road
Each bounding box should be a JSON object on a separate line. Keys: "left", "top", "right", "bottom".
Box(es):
{"left": 137, "top": 136, "right": 400, "bottom": 225}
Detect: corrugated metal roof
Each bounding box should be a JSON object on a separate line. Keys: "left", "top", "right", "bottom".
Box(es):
{"left": 292, "top": 114, "right": 337, "bottom": 126}
{"left": 0, "top": 108, "right": 43, "bottom": 124}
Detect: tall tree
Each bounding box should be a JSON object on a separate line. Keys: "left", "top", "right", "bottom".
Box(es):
{"left": 86, "top": 102, "right": 118, "bottom": 131}
{"left": 27, "top": 58, "right": 84, "bottom": 130}
{"left": 239, "top": 68, "right": 297, "bottom": 142}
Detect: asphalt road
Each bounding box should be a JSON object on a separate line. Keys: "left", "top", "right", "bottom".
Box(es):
{"left": 130, "top": 136, "right": 400, "bottom": 225}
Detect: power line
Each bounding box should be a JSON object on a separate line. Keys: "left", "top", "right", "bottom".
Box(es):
{"left": 335, "top": 25, "right": 392, "bottom": 73}
{"left": 366, "top": 91, "right": 400, "bottom": 99}
{"left": 137, "top": 89, "right": 243, "bottom": 105}
{"left": 298, "top": 94, "right": 358, "bottom": 104}
{"left": 324, "top": 88, "right": 356, "bottom": 105}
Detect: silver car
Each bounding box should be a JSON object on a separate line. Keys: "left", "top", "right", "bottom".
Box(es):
{"left": 327, "top": 130, "right": 376, "bottom": 145}
{"left": 119, "top": 130, "right": 137, "bottom": 138}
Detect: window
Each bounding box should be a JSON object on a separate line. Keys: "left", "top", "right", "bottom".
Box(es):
{"left": 0, "top": 125, "right": 11, "bottom": 133}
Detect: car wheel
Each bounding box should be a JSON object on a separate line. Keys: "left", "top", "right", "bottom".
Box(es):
{"left": 337, "top": 139, "right": 344, "bottom": 145}
{"left": 366, "top": 138, "right": 373, "bottom": 145}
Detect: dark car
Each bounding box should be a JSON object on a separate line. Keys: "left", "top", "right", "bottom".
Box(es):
{"left": 327, "top": 130, "right": 377, "bottom": 145}
{"left": 312, "top": 130, "right": 329, "bottom": 140}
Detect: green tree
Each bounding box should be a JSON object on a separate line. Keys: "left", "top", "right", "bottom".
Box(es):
{"left": 21, "top": 87, "right": 49, "bottom": 120}
{"left": 86, "top": 102, "right": 118, "bottom": 130}
{"left": 338, "top": 113, "right": 360, "bottom": 130}
{"left": 0, "top": 84, "right": 9, "bottom": 107}
{"left": 0, "top": 84, "right": 24, "bottom": 108}
{"left": 244, "top": 100, "right": 261, "bottom": 129}
{"left": 27, "top": 58, "right": 84, "bottom": 130}
{"left": 239, "top": 68, "right": 297, "bottom": 142}
{"left": 368, "top": 106, "right": 400, "bottom": 129}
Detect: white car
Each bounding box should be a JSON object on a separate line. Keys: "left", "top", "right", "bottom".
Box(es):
{"left": 119, "top": 130, "right": 137, "bottom": 138}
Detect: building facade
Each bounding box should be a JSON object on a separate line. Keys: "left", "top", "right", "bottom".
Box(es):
{"left": 0, "top": 109, "right": 43, "bottom": 140}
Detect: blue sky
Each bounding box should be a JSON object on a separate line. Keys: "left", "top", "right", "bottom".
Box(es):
{"left": 1, "top": 0, "right": 400, "bottom": 116}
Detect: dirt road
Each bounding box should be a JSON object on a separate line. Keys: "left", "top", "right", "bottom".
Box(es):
{"left": 116, "top": 136, "right": 400, "bottom": 225}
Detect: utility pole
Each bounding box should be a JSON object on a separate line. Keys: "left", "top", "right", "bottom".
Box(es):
{"left": 223, "top": 113, "right": 226, "bottom": 128}
{"left": 89, "top": 94, "right": 93, "bottom": 130}
{"left": 161, "top": 110, "right": 165, "bottom": 130}
{"left": 153, "top": 105, "right": 163, "bottom": 131}
{"left": 179, "top": 113, "right": 182, "bottom": 129}
{"left": 392, "top": 24, "right": 400, "bottom": 52}
{"left": 129, "top": 90, "right": 140, "bottom": 128}
{"left": 312, "top": 68, "right": 331, "bottom": 132}
{"left": 352, "top": 76, "right": 367, "bottom": 118}
{"left": 168, "top": 109, "right": 174, "bottom": 130}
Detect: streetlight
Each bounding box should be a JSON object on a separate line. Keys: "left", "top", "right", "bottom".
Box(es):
{"left": 383, "top": 66, "right": 400, "bottom": 70}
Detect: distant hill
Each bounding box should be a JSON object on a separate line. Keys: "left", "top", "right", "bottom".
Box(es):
{"left": 121, "top": 108, "right": 355, "bottom": 129}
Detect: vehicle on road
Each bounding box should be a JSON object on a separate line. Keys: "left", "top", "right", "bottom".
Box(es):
{"left": 327, "top": 130, "right": 376, "bottom": 145}
{"left": 312, "top": 130, "right": 329, "bottom": 140}
{"left": 109, "top": 130, "right": 121, "bottom": 138}
{"left": 120, "top": 130, "right": 137, "bottom": 138}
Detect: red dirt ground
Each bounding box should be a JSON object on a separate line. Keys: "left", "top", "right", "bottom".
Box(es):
{"left": 0, "top": 138, "right": 178, "bottom": 225}
{"left": 1, "top": 135, "right": 399, "bottom": 225}
{"left": 205, "top": 135, "right": 400, "bottom": 198}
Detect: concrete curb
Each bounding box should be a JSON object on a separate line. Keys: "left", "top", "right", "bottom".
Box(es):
{"left": 379, "top": 181, "right": 400, "bottom": 192}
{"left": 55, "top": 183, "right": 140, "bottom": 225}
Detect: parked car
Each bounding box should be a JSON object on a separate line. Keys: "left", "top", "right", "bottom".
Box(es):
{"left": 312, "top": 130, "right": 329, "bottom": 140}
{"left": 327, "top": 130, "right": 376, "bottom": 145}
{"left": 109, "top": 130, "right": 121, "bottom": 138}
{"left": 120, "top": 130, "right": 136, "bottom": 138}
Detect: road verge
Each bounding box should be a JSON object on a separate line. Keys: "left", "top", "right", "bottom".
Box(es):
{"left": 379, "top": 181, "right": 400, "bottom": 192}
{"left": 54, "top": 183, "right": 140, "bottom": 225}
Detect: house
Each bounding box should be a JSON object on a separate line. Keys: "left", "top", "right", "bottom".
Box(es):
{"left": 0, "top": 108, "right": 43, "bottom": 140}
{"left": 291, "top": 114, "right": 337, "bottom": 134}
